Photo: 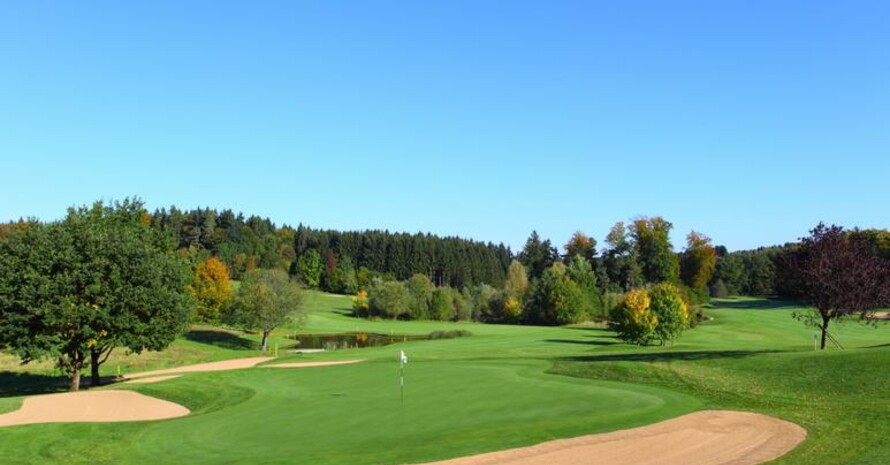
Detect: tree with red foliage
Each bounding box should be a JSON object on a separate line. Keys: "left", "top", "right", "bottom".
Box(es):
{"left": 778, "top": 223, "right": 890, "bottom": 349}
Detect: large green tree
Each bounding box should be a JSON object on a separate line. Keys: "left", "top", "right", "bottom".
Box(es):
{"left": 680, "top": 231, "right": 717, "bottom": 302}
{"left": 525, "top": 263, "right": 587, "bottom": 326}
{"left": 566, "top": 254, "right": 603, "bottom": 319}
{"left": 225, "top": 269, "right": 306, "bottom": 352}
{"left": 295, "top": 249, "right": 323, "bottom": 288}
{"left": 630, "top": 216, "right": 679, "bottom": 284}
{"left": 602, "top": 222, "right": 643, "bottom": 291}
{"left": 0, "top": 199, "right": 192, "bottom": 391}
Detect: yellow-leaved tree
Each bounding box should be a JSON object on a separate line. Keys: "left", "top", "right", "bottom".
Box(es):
{"left": 187, "top": 256, "right": 234, "bottom": 322}
{"left": 609, "top": 288, "right": 658, "bottom": 345}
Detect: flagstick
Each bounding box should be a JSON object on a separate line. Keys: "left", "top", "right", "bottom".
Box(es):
{"left": 400, "top": 364, "right": 404, "bottom": 404}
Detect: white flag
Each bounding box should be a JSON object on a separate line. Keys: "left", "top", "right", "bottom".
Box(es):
{"left": 400, "top": 350, "right": 408, "bottom": 367}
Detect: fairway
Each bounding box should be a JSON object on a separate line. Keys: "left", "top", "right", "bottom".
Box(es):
{"left": 0, "top": 295, "right": 887, "bottom": 465}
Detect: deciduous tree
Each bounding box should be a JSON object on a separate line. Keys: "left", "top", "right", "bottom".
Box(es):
{"left": 564, "top": 231, "right": 597, "bottom": 262}
{"left": 526, "top": 263, "right": 587, "bottom": 325}
{"left": 226, "top": 269, "right": 305, "bottom": 352}
{"left": 0, "top": 199, "right": 192, "bottom": 391}
{"left": 777, "top": 223, "right": 890, "bottom": 349}
{"left": 648, "top": 283, "right": 689, "bottom": 345}
{"left": 296, "top": 249, "right": 323, "bottom": 288}
{"left": 680, "top": 231, "right": 717, "bottom": 302}
{"left": 187, "top": 256, "right": 234, "bottom": 322}
{"left": 609, "top": 289, "right": 657, "bottom": 345}
{"left": 630, "top": 216, "right": 679, "bottom": 284}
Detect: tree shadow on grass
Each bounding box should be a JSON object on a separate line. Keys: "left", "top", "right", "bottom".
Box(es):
{"left": 560, "top": 349, "right": 783, "bottom": 364}
{"left": 184, "top": 329, "right": 257, "bottom": 350}
{"left": 712, "top": 299, "right": 800, "bottom": 311}
{"left": 544, "top": 339, "right": 618, "bottom": 347}
{"left": 0, "top": 372, "right": 69, "bottom": 398}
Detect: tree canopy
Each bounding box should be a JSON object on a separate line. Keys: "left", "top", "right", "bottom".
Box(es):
{"left": 225, "top": 269, "right": 305, "bottom": 352}
{"left": 776, "top": 223, "right": 890, "bottom": 349}
{"left": 0, "top": 199, "right": 192, "bottom": 391}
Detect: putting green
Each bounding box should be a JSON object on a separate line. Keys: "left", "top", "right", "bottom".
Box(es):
{"left": 0, "top": 359, "right": 699, "bottom": 465}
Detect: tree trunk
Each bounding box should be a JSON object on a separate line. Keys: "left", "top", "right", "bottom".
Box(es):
{"left": 69, "top": 370, "right": 81, "bottom": 392}
{"left": 91, "top": 350, "right": 101, "bottom": 387}
{"left": 820, "top": 316, "right": 830, "bottom": 350}
{"left": 66, "top": 351, "right": 84, "bottom": 392}
{"left": 261, "top": 330, "right": 270, "bottom": 352}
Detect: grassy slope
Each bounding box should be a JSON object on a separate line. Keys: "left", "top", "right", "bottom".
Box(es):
{"left": 0, "top": 293, "right": 887, "bottom": 464}
{"left": 553, "top": 299, "right": 890, "bottom": 465}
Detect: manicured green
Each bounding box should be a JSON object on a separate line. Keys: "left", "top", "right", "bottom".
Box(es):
{"left": 0, "top": 293, "right": 887, "bottom": 465}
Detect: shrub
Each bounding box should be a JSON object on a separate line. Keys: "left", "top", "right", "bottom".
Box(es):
{"left": 352, "top": 290, "right": 369, "bottom": 317}
{"left": 648, "top": 283, "right": 689, "bottom": 344}
{"left": 368, "top": 280, "right": 410, "bottom": 318}
{"left": 609, "top": 288, "right": 657, "bottom": 345}
{"left": 427, "top": 329, "right": 472, "bottom": 339}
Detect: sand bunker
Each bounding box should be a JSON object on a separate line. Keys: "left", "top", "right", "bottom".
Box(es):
{"left": 413, "top": 410, "right": 806, "bottom": 465}
{"left": 124, "top": 375, "right": 182, "bottom": 385}
{"left": 0, "top": 391, "right": 189, "bottom": 427}
{"left": 123, "top": 356, "right": 273, "bottom": 380}
{"left": 264, "top": 360, "right": 365, "bottom": 368}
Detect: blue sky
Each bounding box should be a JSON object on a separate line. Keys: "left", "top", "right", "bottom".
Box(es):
{"left": 1, "top": 1, "right": 888, "bottom": 252}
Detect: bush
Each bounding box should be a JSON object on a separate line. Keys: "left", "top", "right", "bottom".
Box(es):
{"left": 427, "top": 329, "right": 472, "bottom": 339}
{"left": 648, "top": 283, "right": 689, "bottom": 344}
{"left": 609, "top": 289, "right": 657, "bottom": 345}
{"left": 368, "top": 280, "right": 410, "bottom": 318}
{"left": 351, "top": 290, "right": 369, "bottom": 317}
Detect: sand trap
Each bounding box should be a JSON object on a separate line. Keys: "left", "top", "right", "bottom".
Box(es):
{"left": 867, "top": 312, "right": 890, "bottom": 320}
{"left": 413, "top": 410, "right": 806, "bottom": 465}
{"left": 264, "top": 360, "right": 365, "bottom": 368}
{"left": 0, "top": 391, "right": 189, "bottom": 427}
{"left": 125, "top": 375, "right": 183, "bottom": 385}
{"left": 124, "top": 356, "right": 273, "bottom": 380}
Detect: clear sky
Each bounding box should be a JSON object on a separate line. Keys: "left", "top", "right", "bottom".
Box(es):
{"left": 1, "top": 1, "right": 888, "bottom": 252}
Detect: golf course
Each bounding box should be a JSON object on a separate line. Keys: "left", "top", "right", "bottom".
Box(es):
{"left": 0, "top": 293, "right": 887, "bottom": 465}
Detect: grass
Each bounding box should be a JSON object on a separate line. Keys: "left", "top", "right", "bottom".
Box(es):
{"left": 0, "top": 293, "right": 888, "bottom": 464}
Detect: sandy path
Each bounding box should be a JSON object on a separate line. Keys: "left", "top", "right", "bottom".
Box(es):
{"left": 0, "top": 391, "right": 189, "bottom": 427}
{"left": 412, "top": 410, "right": 806, "bottom": 465}
{"left": 263, "top": 360, "right": 365, "bottom": 368}
{"left": 124, "top": 356, "right": 273, "bottom": 380}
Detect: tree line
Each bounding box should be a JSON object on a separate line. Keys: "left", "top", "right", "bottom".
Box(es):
{"left": 149, "top": 207, "right": 512, "bottom": 290}
{"left": 358, "top": 216, "right": 716, "bottom": 347}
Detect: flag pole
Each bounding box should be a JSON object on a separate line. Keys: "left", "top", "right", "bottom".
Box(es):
{"left": 399, "top": 350, "right": 407, "bottom": 404}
